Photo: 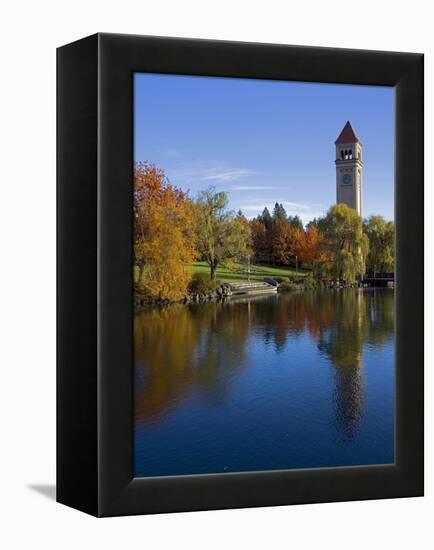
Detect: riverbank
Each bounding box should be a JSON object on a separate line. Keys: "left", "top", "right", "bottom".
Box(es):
{"left": 134, "top": 261, "right": 310, "bottom": 307}
{"left": 134, "top": 275, "right": 311, "bottom": 308}
{"left": 133, "top": 275, "right": 390, "bottom": 309}
{"left": 133, "top": 259, "right": 392, "bottom": 308}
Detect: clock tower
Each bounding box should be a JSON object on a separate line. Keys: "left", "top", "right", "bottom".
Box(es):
{"left": 335, "top": 121, "right": 362, "bottom": 217}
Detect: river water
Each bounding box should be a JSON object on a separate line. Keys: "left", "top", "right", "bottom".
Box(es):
{"left": 134, "top": 288, "right": 394, "bottom": 477}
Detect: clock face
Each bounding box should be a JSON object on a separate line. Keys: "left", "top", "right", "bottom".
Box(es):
{"left": 343, "top": 174, "right": 351, "bottom": 185}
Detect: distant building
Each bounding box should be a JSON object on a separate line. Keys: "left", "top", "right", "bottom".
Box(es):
{"left": 335, "top": 121, "right": 362, "bottom": 217}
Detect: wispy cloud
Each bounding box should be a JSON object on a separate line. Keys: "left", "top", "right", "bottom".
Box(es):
{"left": 239, "top": 200, "right": 309, "bottom": 213}
{"left": 235, "top": 199, "right": 327, "bottom": 225}
{"left": 171, "top": 161, "right": 256, "bottom": 184}
{"left": 201, "top": 169, "right": 255, "bottom": 182}
{"left": 166, "top": 159, "right": 327, "bottom": 224}
{"left": 231, "top": 185, "right": 280, "bottom": 191}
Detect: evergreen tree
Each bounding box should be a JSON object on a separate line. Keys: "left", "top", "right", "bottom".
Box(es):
{"left": 288, "top": 215, "right": 304, "bottom": 231}
{"left": 306, "top": 218, "right": 319, "bottom": 231}
{"left": 260, "top": 207, "right": 273, "bottom": 230}
{"left": 272, "top": 202, "right": 288, "bottom": 222}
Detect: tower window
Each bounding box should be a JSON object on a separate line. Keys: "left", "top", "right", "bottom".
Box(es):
{"left": 341, "top": 150, "right": 344, "bottom": 160}
{"left": 349, "top": 149, "right": 353, "bottom": 159}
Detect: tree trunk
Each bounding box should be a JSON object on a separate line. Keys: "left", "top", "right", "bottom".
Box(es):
{"left": 138, "top": 263, "right": 144, "bottom": 283}
{"left": 210, "top": 263, "right": 217, "bottom": 283}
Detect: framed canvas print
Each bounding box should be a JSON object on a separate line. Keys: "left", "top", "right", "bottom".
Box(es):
{"left": 57, "top": 33, "right": 424, "bottom": 516}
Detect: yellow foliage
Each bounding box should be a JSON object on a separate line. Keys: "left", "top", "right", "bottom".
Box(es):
{"left": 134, "top": 162, "right": 197, "bottom": 300}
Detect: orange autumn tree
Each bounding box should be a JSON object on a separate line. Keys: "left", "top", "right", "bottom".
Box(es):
{"left": 271, "top": 219, "right": 302, "bottom": 265}
{"left": 271, "top": 219, "right": 292, "bottom": 264}
{"left": 250, "top": 217, "right": 271, "bottom": 262}
{"left": 297, "top": 225, "right": 322, "bottom": 267}
{"left": 134, "top": 162, "right": 197, "bottom": 300}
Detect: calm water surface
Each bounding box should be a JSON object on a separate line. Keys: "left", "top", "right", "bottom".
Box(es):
{"left": 134, "top": 289, "right": 394, "bottom": 477}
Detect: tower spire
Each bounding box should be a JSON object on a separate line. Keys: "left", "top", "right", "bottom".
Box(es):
{"left": 335, "top": 122, "right": 362, "bottom": 216}
{"left": 335, "top": 121, "right": 361, "bottom": 145}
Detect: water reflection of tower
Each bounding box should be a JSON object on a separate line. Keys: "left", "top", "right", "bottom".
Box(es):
{"left": 318, "top": 330, "right": 364, "bottom": 441}
{"left": 317, "top": 290, "right": 366, "bottom": 441}
{"left": 333, "top": 356, "right": 363, "bottom": 441}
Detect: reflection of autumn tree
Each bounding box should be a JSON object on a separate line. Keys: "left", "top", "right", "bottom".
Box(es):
{"left": 315, "top": 291, "right": 369, "bottom": 440}
{"left": 364, "top": 289, "right": 394, "bottom": 347}
{"left": 251, "top": 294, "right": 307, "bottom": 352}
{"left": 316, "top": 291, "right": 369, "bottom": 368}
{"left": 303, "top": 291, "right": 336, "bottom": 340}
{"left": 135, "top": 305, "right": 201, "bottom": 423}
{"left": 135, "top": 301, "right": 251, "bottom": 424}
{"left": 313, "top": 290, "right": 393, "bottom": 440}
{"left": 263, "top": 289, "right": 394, "bottom": 440}
{"left": 192, "top": 301, "right": 252, "bottom": 402}
{"left": 135, "top": 290, "right": 394, "bottom": 440}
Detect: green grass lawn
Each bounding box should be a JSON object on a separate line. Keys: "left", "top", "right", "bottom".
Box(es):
{"left": 134, "top": 261, "right": 307, "bottom": 285}
{"left": 191, "top": 261, "right": 306, "bottom": 283}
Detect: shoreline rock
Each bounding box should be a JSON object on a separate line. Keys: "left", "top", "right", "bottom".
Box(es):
{"left": 134, "top": 278, "right": 384, "bottom": 309}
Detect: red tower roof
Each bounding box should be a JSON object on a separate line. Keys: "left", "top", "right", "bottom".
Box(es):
{"left": 335, "top": 121, "right": 361, "bottom": 144}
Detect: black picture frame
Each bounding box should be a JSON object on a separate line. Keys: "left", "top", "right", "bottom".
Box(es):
{"left": 57, "top": 33, "right": 424, "bottom": 517}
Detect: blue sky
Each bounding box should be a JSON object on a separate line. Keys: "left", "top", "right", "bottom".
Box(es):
{"left": 134, "top": 73, "right": 394, "bottom": 224}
